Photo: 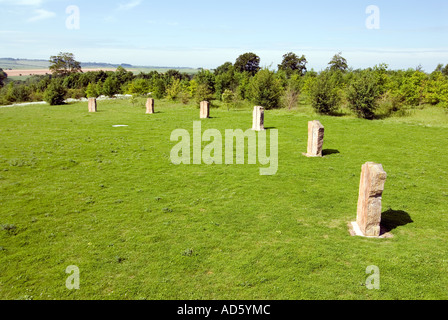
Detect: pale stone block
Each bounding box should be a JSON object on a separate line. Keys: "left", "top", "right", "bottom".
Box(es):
{"left": 88, "top": 98, "right": 97, "bottom": 113}
{"left": 146, "top": 98, "right": 155, "bottom": 114}
{"left": 356, "top": 162, "right": 387, "bottom": 237}
{"left": 306, "top": 120, "right": 324, "bottom": 157}
{"left": 200, "top": 101, "right": 210, "bottom": 119}
{"left": 252, "top": 106, "right": 265, "bottom": 131}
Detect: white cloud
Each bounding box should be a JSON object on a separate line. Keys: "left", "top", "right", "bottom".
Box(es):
{"left": 0, "top": 0, "right": 43, "bottom": 5}
{"left": 117, "top": 0, "right": 142, "bottom": 11}
{"left": 28, "top": 9, "right": 56, "bottom": 22}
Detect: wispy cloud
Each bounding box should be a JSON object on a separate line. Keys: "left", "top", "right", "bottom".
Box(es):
{"left": 117, "top": 0, "right": 142, "bottom": 11}
{"left": 0, "top": 0, "right": 43, "bottom": 6}
{"left": 28, "top": 9, "right": 56, "bottom": 22}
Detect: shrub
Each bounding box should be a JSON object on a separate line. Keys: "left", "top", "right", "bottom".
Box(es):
{"left": 346, "top": 71, "right": 381, "bottom": 119}
{"left": 194, "top": 83, "right": 214, "bottom": 105}
{"left": 44, "top": 82, "right": 67, "bottom": 105}
{"left": 309, "top": 71, "right": 341, "bottom": 114}
{"left": 166, "top": 78, "right": 181, "bottom": 101}
{"left": 247, "top": 68, "right": 283, "bottom": 109}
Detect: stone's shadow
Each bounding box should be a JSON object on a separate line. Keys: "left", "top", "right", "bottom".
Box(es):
{"left": 380, "top": 209, "right": 413, "bottom": 234}
{"left": 323, "top": 149, "right": 340, "bottom": 156}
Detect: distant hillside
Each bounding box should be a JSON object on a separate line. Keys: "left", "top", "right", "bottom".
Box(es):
{"left": 0, "top": 58, "right": 199, "bottom": 74}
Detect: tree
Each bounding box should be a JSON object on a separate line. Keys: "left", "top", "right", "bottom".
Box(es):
{"left": 234, "top": 52, "right": 261, "bottom": 76}
{"left": 328, "top": 52, "right": 348, "bottom": 73}
{"left": 309, "top": 70, "right": 341, "bottom": 114}
{"left": 278, "top": 52, "right": 307, "bottom": 77}
{"left": 85, "top": 82, "right": 100, "bottom": 98}
{"left": 214, "top": 62, "right": 233, "bottom": 76}
{"left": 346, "top": 71, "right": 381, "bottom": 119}
{"left": 247, "top": 68, "right": 283, "bottom": 109}
{"left": 44, "top": 81, "right": 67, "bottom": 105}
{"left": 0, "top": 68, "right": 7, "bottom": 87}
{"left": 49, "top": 52, "right": 82, "bottom": 76}
{"left": 102, "top": 76, "right": 120, "bottom": 98}
{"left": 194, "top": 84, "right": 214, "bottom": 105}
{"left": 194, "top": 69, "right": 216, "bottom": 94}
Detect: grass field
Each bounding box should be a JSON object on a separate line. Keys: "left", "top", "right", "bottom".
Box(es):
{"left": 0, "top": 98, "right": 447, "bottom": 300}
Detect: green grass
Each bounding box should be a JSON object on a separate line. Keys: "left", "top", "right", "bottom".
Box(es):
{"left": 1, "top": 99, "right": 447, "bottom": 300}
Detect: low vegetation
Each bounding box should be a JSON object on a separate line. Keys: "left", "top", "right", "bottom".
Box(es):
{"left": 1, "top": 53, "right": 448, "bottom": 121}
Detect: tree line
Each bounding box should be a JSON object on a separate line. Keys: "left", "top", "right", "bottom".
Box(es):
{"left": 1, "top": 52, "right": 448, "bottom": 119}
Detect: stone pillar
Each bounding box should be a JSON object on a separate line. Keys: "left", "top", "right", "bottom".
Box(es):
{"left": 200, "top": 101, "right": 210, "bottom": 119}
{"left": 306, "top": 120, "right": 324, "bottom": 157}
{"left": 252, "top": 106, "right": 265, "bottom": 131}
{"left": 356, "top": 162, "right": 387, "bottom": 237}
{"left": 146, "top": 98, "right": 155, "bottom": 114}
{"left": 88, "top": 98, "right": 97, "bottom": 113}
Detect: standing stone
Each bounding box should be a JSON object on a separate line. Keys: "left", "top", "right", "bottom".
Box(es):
{"left": 88, "top": 98, "right": 97, "bottom": 113}
{"left": 200, "top": 101, "right": 210, "bottom": 119}
{"left": 306, "top": 120, "right": 324, "bottom": 157}
{"left": 252, "top": 106, "right": 265, "bottom": 131}
{"left": 356, "top": 162, "right": 387, "bottom": 237}
{"left": 146, "top": 98, "right": 155, "bottom": 114}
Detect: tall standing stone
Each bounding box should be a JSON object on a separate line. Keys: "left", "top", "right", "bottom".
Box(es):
{"left": 146, "top": 98, "right": 155, "bottom": 114}
{"left": 88, "top": 98, "right": 97, "bottom": 113}
{"left": 305, "top": 120, "right": 325, "bottom": 157}
{"left": 200, "top": 101, "right": 210, "bottom": 119}
{"left": 252, "top": 106, "right": 265, "bottom": 131}
{"left": 356, "top": 162, "right": 387, "bottom": 237}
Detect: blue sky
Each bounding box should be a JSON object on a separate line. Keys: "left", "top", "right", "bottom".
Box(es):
{"left": 1, "top": 0, "right": 448, "bottom": 71}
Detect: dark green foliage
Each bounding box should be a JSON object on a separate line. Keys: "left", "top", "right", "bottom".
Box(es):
{"left": 49, "top": 52, "right": 82, "bottom": 76}
{"left": 309, "top": 71, "right": 341, "bottom": 114}
{"left": 247, "top": 68, "right": 283, "bottom": 109}
{"left": 328, "top": 52, "right": 348, "bottom": 73}
{"left": 0, "top": 68, "right": 7, "bottom": 87}
{"left": 44, "top": 81, "right": 67, "bottom": 105}
{"left": 194, "top": 69, "right": 216, "bottom": 95}
{"left": 194, "top": 83, "right": 214, "bottom": 105}
{"left": 234, "top": 52, "right": 261, "bottom": 76}
{"left": 278, "top": 52, "right": 308, "bottom": 77}
{"left": 346, "top": 71, "right": 381, "bottom": 119}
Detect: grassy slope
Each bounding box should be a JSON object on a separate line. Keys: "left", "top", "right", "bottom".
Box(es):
{"left": 0, "top": 99, "right": 447, "bottom": 300}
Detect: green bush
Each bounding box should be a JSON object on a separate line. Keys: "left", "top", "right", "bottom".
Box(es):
{"left": 247, "top": 68, "right": 283, "bottom": 109}
{"left": 44, "top": 82, "right": 67, "bottom": 105}
{"left": 346, "top": 71, "right": 381, "bottom": 119}
{"left": 194, "top": 84, "right": 214, "bottom": 105}
{"left": 309, "top": 71, "right": 341, "bottom": 114}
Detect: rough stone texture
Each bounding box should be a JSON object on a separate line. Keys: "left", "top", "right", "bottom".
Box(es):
{"left": 146, "top": 98, "right": 155, "bottom": 114}
{"left": 356, "top": 162, "right": 387, "bottom": 237}
{"left": 252, "top": 106, "right": 265, "bottom": 131}
{"left": 88, "top": 98, "right": 97, "bottom": 113}
{"left": 200, "top": 101, "right": 210, "bottom": 119}
{"left": 306, "top": 120, "right": 324, "bottom": 157}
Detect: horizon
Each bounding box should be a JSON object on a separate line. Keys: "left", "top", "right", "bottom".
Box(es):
{"left": 1, "top": 0, "right": 448, "bottom": 72}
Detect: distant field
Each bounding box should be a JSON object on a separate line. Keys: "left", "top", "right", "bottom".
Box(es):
{"left": 0, "top": 58, "right": 200, "bottom": 77}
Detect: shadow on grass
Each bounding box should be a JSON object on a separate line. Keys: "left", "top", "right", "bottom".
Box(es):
{"left": 323, "top": 149, "right": 340, "bottom": 156}
{"left": 380, "top": 209, "right": 413, "bottom": 234}
{"left": 264, "top": 127, "right": 277, "bottom": 130}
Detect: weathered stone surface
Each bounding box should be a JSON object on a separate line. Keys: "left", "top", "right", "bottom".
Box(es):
{"left": 146, "top": 98, "right": 155, "bottom": 114}
{"left": 306, "top": 120, "right": 324, "bottom": 157}
{"left": 252, "top": 106, "right": 265, "bottom": 131}
{"left": 356, "top": 162, "right": 387, "bottom": 237}
{"left": 200, "top": 101, "right": 210, "bottom": 119}
{"left": 88, "top": 98, "right": 97, "bottom": 113}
